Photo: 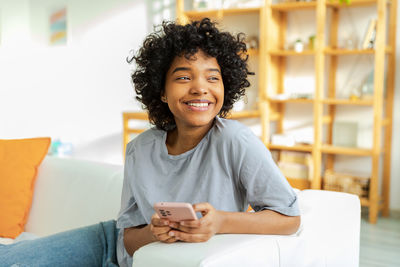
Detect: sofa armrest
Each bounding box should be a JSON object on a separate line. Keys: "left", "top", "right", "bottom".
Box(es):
{"left": 132, "top": 190, "right": 360, "bottom": 267}
{"left": 132, "top": 234, "right": 283, "bottom": 267}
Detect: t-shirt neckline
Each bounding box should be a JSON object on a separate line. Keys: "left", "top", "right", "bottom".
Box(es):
{"left": 160, "top": 118, "right": 217, "bottom": 160}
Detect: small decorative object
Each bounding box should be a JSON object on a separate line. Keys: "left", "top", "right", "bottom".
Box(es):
{"left": 223, "top": 0, "right": 238, "bottom": 8}
{"left": 362, "top": 19, "right": 377, "bottom": 49}
{"left": 349, "top": 83, "right": 361, "bottom": 100}
{"left": 270, "top": 93, "right": 291, "bottom": 101}
{"left": 49, "top": 139, "right": 73, "bottom": 157}
{"left": 236, "top": 0, "right": 263, "bottom": 8}
{"left": 333, "top": 121, "right": 358, "bottom": 147}
{"left": 344, "top": 33, "right": 358, "bottom": 50}
{"left": 245, "top": 36, "right": 258, "bottom": 50}
{"left": 294, "top": 39, "right": 304, "bottom": 53}
{"left": 291, "top": 92, "right": 313, "bottom": 99}
{"left": 283, "top": 43, "right": 290, "bottom": 50}
{"left": 329, "top": 0, "right": 351, "bottom": 4}
{"left": 324, "top": 170, "right": 369, "bottom": 198}
{"left": 349, "top": 90, "right": 360, "bottom": 101}
{"left": 278, "top": 151, "right": 313, "bottom": 180}
{"left": 360, "top": 70, "right": 374, "bottom": 100}
{"left": 193, "top": 0, "right": 209, "bottom": 10}
{"left": 271, "top": 134, "right": 296, "bottom": 147}
{"left": 308, "top": 35, "right": 315, "bottom": 50}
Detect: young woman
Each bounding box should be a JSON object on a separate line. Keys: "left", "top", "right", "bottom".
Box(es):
{"left": 0, "top": 18, "right": 300, "bottom": 267}
{"left": 117, "top": 18, "right": 300, "bottom": 266}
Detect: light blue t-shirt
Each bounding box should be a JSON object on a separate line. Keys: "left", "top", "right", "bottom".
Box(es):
{"left": 116, "top": 117, "right": 299, "bottom": 267}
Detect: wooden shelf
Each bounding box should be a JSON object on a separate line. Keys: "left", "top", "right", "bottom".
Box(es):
{"left": 268, "top": 144, "right": 313, "bottom": 152}
{"left": 326, "top": 0, "right": 391, "bottom": 8}
{"left": 227, "top": 110, "right": 260, "bottom": 119}
{"left": 184, "top": 9, "right": 220, "bottom": 18}
{"left": 220, "top": 7, "right": 261, "bottom": 15}
{"left": 247, "top": 48, "right": 259, "bottom": 56}
{"left": 325, "top": 48, "right": 375, "bottom": 55}
{"left": 323, "top": 115, "right": 388, "bottom": 125}
{"left": 325, "top": 47, "right": 393, "bottom": 55}
{"left": 184, "top": 7, "right": 260, "bottom": 18}
{"left": 123, "top": 112, "right": 148, "bottom": 120}
{"left": 322, "top": 98, "right": 373, "bottom": 106}
{"left": 269, "top": 49, "right": 315, "bottom": 56}
{"left": 321, "top": 145, "right": 373, "bottom": 156}
{"left": 271, "top": 1, "right": 317, "bottom": 11}
{"left": 269, "top": 98, "right": 314, "bottom": 104}
{"left": 287, "top": 178, "right": 311, "bottom": 190}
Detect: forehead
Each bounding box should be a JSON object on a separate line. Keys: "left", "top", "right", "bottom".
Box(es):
{"left": 168, "top": 50, "right": 220, "bottom": 72}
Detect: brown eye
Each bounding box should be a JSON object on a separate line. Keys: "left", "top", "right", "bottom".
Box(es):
{"left": 208, "top": 76, "right": 219, "bottom": 81}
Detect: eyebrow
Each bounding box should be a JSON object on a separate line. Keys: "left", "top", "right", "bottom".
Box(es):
{"left": 172, "top": 67, "right": 221, "bottom": 74}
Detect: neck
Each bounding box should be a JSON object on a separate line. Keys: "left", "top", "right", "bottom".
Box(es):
{"left": 166, "top": 120, "right": 214, "bottom": 155}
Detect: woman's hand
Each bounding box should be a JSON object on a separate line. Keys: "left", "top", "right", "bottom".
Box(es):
{"left": 150, "top": 213, "right": 178, "bottom": 243}
{"left": 167, "top": 202, "right": 223, "bottom": 243}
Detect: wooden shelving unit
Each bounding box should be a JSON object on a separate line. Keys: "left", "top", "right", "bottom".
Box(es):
{"left": 120, "top": 0, "right": 397, "bottom": 224}
{"left": 263, "top": 0, "right": 397, "bottom": 224}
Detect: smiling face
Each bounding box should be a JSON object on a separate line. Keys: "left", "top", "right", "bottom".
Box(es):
{"left": 162, "top": 50, "right": 224, "bottom": 132}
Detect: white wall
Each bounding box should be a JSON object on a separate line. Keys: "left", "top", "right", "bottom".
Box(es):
{"left": 0, "top": 0, "right": 399, "bottom": 210}
{"left": 0, "top": 0, "right": 147, "bottom": 164}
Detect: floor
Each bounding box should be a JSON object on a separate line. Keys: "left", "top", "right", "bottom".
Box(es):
{"left": 359, "top": 209, "right": 400, "bottom": 267}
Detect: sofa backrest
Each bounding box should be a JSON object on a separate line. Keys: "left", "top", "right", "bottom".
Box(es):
{"left": 25, "top": 156, "right": 124, "bottom": 237}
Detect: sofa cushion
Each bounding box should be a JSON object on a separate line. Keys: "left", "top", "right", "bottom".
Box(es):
{"left": 25, "top": 156, "right": 124, "bottom": 237}
{"left": 0, "top": 137, "right": 50, "bottom": 238}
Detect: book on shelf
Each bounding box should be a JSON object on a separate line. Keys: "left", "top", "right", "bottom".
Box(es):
{"left": 362, "top": 19, "right": 377, "bottom": 49}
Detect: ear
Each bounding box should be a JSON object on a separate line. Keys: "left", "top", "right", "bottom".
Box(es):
{"left": 161, "top": 95, "right": 167, "bottom": 103}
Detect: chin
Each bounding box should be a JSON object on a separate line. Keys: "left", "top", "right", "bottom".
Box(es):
{"left": 185, "top": 117, "right": 215, "bottom": 128}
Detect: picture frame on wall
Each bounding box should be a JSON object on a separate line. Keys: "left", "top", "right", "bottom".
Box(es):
{"left": 49, "top": 7, "right": 67, "bottom": 45}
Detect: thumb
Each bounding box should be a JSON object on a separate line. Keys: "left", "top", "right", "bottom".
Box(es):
{"left": 193, "top": 202, "right": 212, "bottom": 216}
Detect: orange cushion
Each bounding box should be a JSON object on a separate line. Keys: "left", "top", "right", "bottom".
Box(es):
{"left": 0, "top": 137, "right": 51, "bottom": 238}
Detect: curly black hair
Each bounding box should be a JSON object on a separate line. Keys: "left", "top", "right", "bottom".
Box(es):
{"left": 130, "top": 18, "right": 251, "bottom": 131}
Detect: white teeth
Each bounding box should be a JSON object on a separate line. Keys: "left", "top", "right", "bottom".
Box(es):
{"left": 187, "top": 102, "right": 208, "bottom": 107}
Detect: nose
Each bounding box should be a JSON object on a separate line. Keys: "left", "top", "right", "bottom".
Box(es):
{"left": 189, "top": 77, "right": 208, "bottom": 95}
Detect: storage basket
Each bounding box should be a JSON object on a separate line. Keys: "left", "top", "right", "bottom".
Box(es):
{"left": 323, "top": 170, "right": 370, "bottom": 198}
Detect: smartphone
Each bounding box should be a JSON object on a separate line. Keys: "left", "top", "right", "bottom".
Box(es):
{"left": 154, "top": 202, "right": 198, "bottom": 222}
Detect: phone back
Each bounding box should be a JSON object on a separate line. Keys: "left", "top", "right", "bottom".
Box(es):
{"left": 154, "top": 202, "right": 197, "bottom": 222}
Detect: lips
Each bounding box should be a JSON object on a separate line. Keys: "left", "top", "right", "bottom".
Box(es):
{"left": 183, "top": 99, "right": 213, "bottom": 111}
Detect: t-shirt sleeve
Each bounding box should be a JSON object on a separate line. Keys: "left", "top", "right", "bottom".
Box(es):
{"left": 235, "top": 128, "right": 300, "bottom": 216}
{"left": 116, "top": 143, "right": 147, "bottom": 229}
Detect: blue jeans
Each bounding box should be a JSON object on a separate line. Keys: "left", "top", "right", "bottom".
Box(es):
{"left": 0, "top": 220, "right": 119, "bottom": 267}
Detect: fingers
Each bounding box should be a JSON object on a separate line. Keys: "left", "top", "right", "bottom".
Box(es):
{"left": 193, "top": 202, "right": 212, "bottom": 215}
{"left": 151, "top": 225, "right": 170, "bottom": 235}
{"left": 151, "top": 213, "right": 170, "bottom": 227}
{"left": 168, "top": 230, "right": 211, "bottom": 243}
{"left": 150, "top": 213, "right": 177, "bottom": 243}
{"left": 193, "top": 202, "right": 218, "bottom": 219}
{"left": 150, "top": 224, "right": 177, "bottom": 243}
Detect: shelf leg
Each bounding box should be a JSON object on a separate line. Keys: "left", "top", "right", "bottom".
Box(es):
{"left": 368, "top": 201, "right": 379, "bottom": 224}
{"left": 369, "top": 153, "right": 380, "bottom": 224}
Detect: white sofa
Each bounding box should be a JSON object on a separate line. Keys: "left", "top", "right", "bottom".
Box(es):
{"left": 1, "top": 156, "right": 361, "bottom": 266}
